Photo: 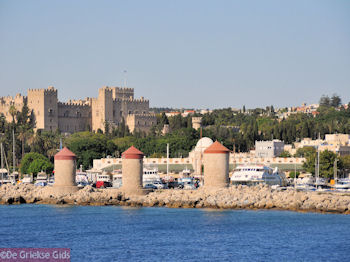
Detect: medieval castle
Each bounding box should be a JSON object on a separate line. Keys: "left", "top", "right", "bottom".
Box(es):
{"left": 0, "top": 86, "right": 156, "bottom": 133}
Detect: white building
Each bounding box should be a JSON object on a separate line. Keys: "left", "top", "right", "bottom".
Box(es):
{"left": 255, "top": 140, "right": 285, "bottom": 158}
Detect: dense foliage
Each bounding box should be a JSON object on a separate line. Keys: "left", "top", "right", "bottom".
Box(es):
{"left": 0, "top": 95, "right": 349, "bottom": 172}
{"left": 20, "top": 152, "right": 53, "bottom": 175}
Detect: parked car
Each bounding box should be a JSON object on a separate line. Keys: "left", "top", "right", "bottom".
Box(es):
{"left": 167, "top": 181, "right": 179, "bottom": 189}
{"left": 96, "top": 181, "right": 112, "bottom": 188}
{"left": 153, "top": 181, "right": 165, "bottom": 189}
{"left": 34, "top": 181, "right": 47, "bottom": 187}
{"left": 144, "top": 183, "right": 157, "bottom": 190}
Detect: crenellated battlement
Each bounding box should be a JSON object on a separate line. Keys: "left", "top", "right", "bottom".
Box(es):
{"left": 115, "top": 97, "right": 149, "bottom": 103}
{"left": 114, "top": 87, "right": 134, "bottom": 92}
{"left": 58, "top": 101, "right": 90, "bottom": 108}
{"left": 28, "top": 86, "right": 57, "bottom": 95}
{"left": 128, "top": 113, "right": 156, "bottom": 118}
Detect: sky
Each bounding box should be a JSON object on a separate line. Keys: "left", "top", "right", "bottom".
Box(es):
{"left": 0, "top": 0, "right": 349, "bottom": 109}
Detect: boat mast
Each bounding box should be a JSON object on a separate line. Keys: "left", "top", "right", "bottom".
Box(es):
{"left": 294, "top": 162, "right": 297, "bottom": 190}
{"left": 1, "top": 143, "right": 3, "bottom": 183}
{"left": 166, "top": 143, "right": 169, "bottom": 180}
{"left": 334, "top": 159, "right": 338, "bottom": 183}
{"left": 0, "top": 143, "right": 3, "bottom": 170}
{"left": 12, "top": 129, "right": 15, "bottom": 174}
{"left": 316, "top": 133, "right": 320, "bottom": 186}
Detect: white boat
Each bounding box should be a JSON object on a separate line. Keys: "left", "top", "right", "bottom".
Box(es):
{"left": 179, "top": 177, "right": 196, "bottom": 189}
{"left": 334, "top": 179, "right": 350, "bottom": 191}
{"left": 296, "top": 183, "right": 316, "bottom": 191}
{"left": 230, "top": 165, "right": 287, "bottom": 186}
{"left": 181, "top": 167, "right": 191, "bottom": 177}
{"left": 143, "top": 164, "right": 161, "bottom": 186}
{"left": 35, "top": 171, "right": 48, "bottom": 186}
{"left": 112, "top": 173, "right": 122, "bottom": 188}
{"left": 97, "top": 172, "right": 111, "bottom": 183}
{"left": 179, "top": 168, "right": 196, "bottom": 189}
{"left": 47, "top": 176, "right": 55, "bottom": 186}
{"left": 76, "top": 171, "right": 89, "bottom": 187}
{"left": 295, "top": 174, "right": 316, "bottom": 191}
{"left": 22, "top": 174, "right": 33, "bottom": 184}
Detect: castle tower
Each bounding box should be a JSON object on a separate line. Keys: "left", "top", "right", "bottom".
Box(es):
{"left": 53, "top": 147, "right": 78, "bottom": 194}
{"left": 203, "top": 141, "right": 230, "bottom": 188}
{"left": 91, "top": 86, "right": 114, "bottom": 132}
{"left": 192, "top": 117, "right": 202, "bottom": 130}
{"left": 112, "top": 87, "right": 134, "bottom": 100}
{"left": 121, "top": 146, "right": 146, "bottom": 195}
{"left": 27, "top": 86, "right": 58, "bottom": 131}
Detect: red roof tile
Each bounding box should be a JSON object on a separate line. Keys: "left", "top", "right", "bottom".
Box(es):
{"left": 122, "top": 146, "right": 144, "bottom": 159}
{"left": 204, "top": 141, "right": 230, "bottom": 154}
{"left": 54, "top": 147, "right": 76, "bottom": 160}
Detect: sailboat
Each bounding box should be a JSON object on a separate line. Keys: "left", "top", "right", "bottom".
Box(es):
{"left": 10, "top": 129, "right": 19, "bottom": 183}
{"left": 0, "top": 142, "right": 12, "bottom": 184}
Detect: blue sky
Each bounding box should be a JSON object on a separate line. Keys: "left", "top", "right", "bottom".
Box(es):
{"left": 0, "top": 0, "right": 349, "bottom": 109}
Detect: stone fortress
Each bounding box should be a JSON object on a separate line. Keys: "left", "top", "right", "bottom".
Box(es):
{"left": 0, "top": 86, "right": 156, "bottom": 133}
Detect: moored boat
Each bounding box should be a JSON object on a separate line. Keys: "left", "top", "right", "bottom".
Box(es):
{"left": 230, "top": 165, "right": 287, "bottom": 186}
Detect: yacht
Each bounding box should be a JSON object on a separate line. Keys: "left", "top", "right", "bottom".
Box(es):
{"left": 34, "top": 171, "right": 48, "bottom": 186}
{"left": 333, "top": 179, "right": 350, "bottom": 191}
{"left": 230, "top": 165, "right": 287, "bottom": 186}
{"left": 179, "top": 167, "right": 196, "bottom": 189}
{"left": 295, "top": 175, "right": 316, "bottom": 191}
{"left": 143, "top": 164, "right": 161, "bottom": 186}
{"left": 76, "top": 170, "right": 89, "bottom": 188}
{"left": 22, "top": 174, "right": 33, "bottom": 184}
{"left": 0, "top": 168, "right": 15, "bottom": 184}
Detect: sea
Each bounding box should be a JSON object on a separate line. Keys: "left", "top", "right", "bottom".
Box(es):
{"left": 0, "top": 205, "right": 349, "bottom": 262}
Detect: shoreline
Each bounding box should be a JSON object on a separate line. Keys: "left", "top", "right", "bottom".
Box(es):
{"left": 1, "top": 184, "right": 350, "bottom": 215}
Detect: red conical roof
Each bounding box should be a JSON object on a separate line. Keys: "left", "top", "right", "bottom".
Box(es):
{"left": 122, "top": 146, "right": 144, "bottom": 159}
{"left": 204, "top": 141, "right": 230, "bottom": 154}
{"left": 54, "top": 147, "right": 76, "bottom": 160}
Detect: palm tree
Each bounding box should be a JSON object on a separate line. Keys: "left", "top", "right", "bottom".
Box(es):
{"left": 9, "top": 105, "right": 17, "bottom": 124}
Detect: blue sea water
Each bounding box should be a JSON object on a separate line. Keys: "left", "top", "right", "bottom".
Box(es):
{"left": 0, "top": 205, "right": 349, "bottom": 262}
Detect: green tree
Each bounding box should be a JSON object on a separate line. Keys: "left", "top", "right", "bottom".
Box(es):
{"left": 20, "top": 152, "right": 52, "bottom": 174}
{"left": 319, "top": 95, "right": 331, "bottom": 107}
{"left": 66, "top": 132, "right": 117, "bottom": 169}
{"left": 295, "top": 147, "right": 316, "bottom": 157}
{"left": 303, "top": 149, "right": 342, "bottom": 178}
{"left": 279, "top": 151, "right": 291, "bottom": 157}
{"left": 330, "top": 94, "right": 341, "bottom": 107}
{"left": 27, "top": 158, "right": 53, "bottom": 175}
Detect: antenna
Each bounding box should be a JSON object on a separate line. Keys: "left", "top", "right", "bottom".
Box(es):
{"left": 123, "top": 70, "right": 127, "bottom": 88}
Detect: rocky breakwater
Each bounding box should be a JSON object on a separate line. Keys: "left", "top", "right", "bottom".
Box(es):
{"left": 1, "top": 184, "right": 350, "bottom": 214}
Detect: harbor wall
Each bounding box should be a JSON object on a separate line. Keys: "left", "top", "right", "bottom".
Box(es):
{"left": 1, "top": 184, "right": 350, "bottom": 214}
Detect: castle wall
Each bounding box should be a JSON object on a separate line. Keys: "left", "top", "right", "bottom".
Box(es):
{"left": 118, "top": 98, "right": 150, "bottom": 120}
{"left": 0, "top": 86, "right": 155, "bottom": 134}
{"left": 0, "top": 94, "right": 27, "bottom": 122}
{"left": 91, "top": 87, "right": 114, "bottom": 132}
{"left": 58, "top": 103, "right": 91, "bottom": 133}
{"left": 126, "top": 113, "right": 156, "bottom": 133}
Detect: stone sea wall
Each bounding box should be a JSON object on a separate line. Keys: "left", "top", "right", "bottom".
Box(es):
{"left": 1, "top": 184, "right": 350, "bottom": 214}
